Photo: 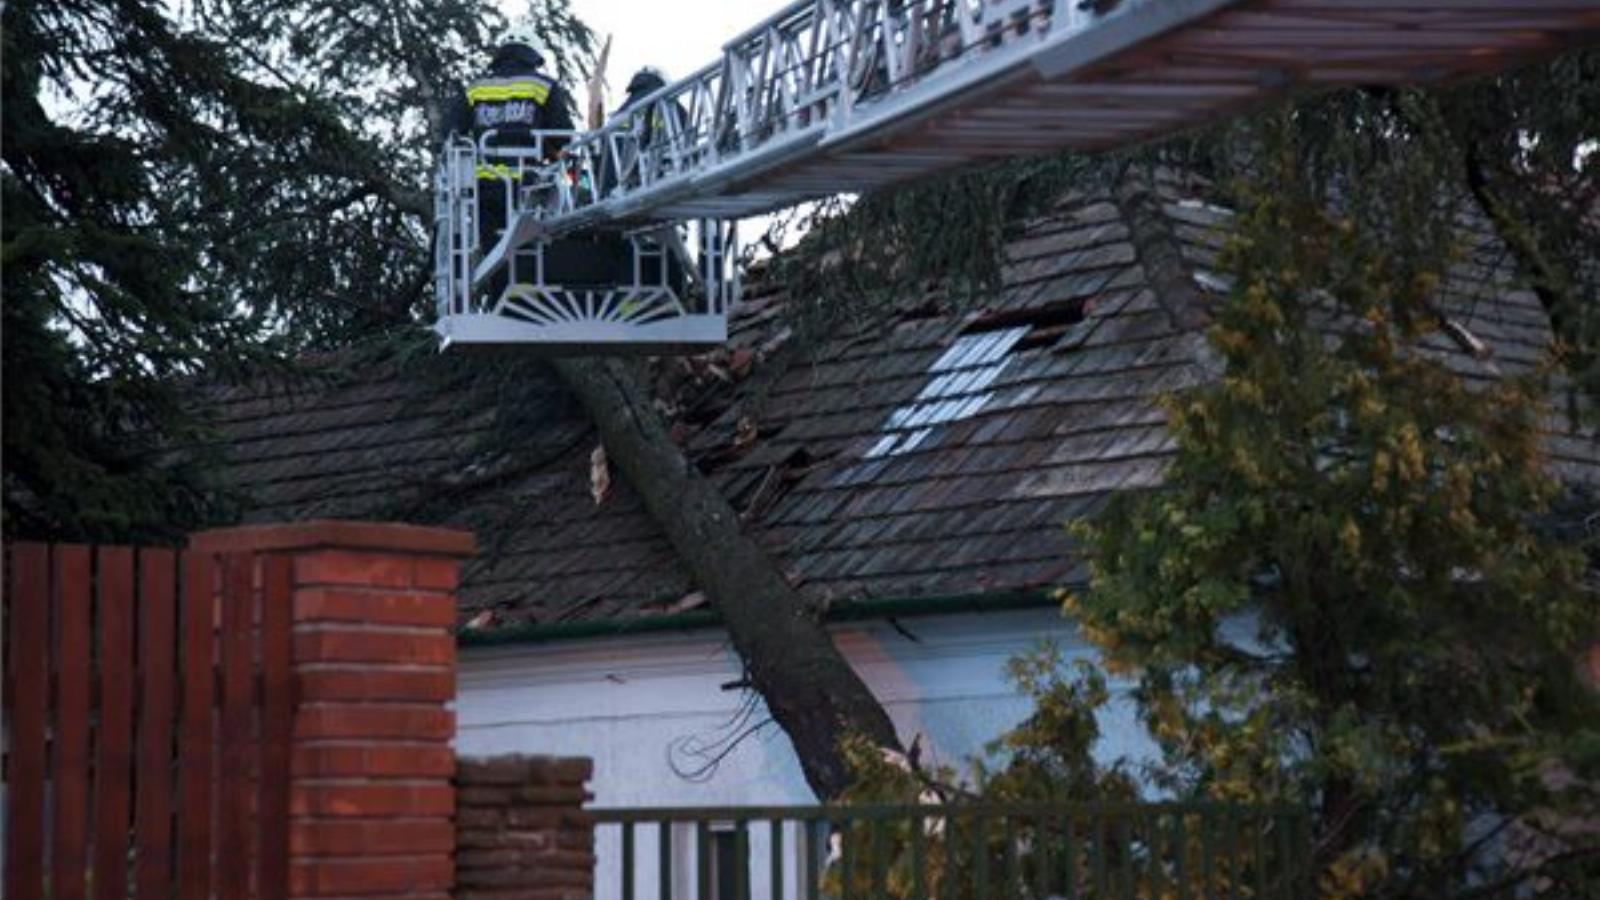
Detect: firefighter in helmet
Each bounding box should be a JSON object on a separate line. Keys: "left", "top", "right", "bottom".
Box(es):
{"left": 617, "top": 66, "right": 688, "bottom": 159}
{"left": 448, "top": 20, "right": 576, "bottom": 301}
{"left": 456, "top": 19, "right": 575, "bottom": 159}
{"left": 619, "top": 66, "right": 668, "bottom": 117}
{"left": 596, "top": 66, "right": 680, "bottom": 199}
{"left": 609, "top": 66, "right": 691, "bottom": 300}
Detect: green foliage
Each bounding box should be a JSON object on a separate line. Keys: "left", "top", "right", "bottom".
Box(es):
{"left": 3, "top": 0, "right": 278, "bottom": 539}
{"left": 763, "top": 152, "right": 1106, "bottom": 345}
{"left": 1062, "top": 134, "right": 1598, "bottom": 896}
{"left": 980, "top": 652, "right": 1140, "bottom": 806}
{"left": 841, "top": 645, "right": 1137, "bottom": 808}
{"left": 830, "top": 648, "right": 1323, "bottom": 899}
{"left": 826, "top": 646, "right": 1141, "bottom": 899}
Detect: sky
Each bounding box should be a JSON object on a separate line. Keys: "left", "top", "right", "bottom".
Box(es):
{"left": 509, "top": 0, "right": 791, "bottom": 108}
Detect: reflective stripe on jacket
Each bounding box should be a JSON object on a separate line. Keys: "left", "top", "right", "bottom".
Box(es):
{"left": 475, "top": 163, "right": 520, "bottom": 181}
{"left": 468, "top": 73, "right": 556, "bottom": 135}
{"left": 467, "top": 76, "right": 554, "bottom": 105}
{"left": 453, "top": 48, "right": 574, "bottom": 160}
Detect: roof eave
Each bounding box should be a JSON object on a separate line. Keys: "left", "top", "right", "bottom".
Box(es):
{"left": 456, "top": 588, "right": 1062, "bottom": 648}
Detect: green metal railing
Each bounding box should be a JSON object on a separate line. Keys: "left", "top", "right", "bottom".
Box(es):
{"left": 593, "top": 802, "right": 1313, "bottom": 900}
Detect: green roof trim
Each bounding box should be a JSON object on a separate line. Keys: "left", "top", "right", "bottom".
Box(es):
{"left": 456, "top": 589, "right": 1060, "bottom": 648}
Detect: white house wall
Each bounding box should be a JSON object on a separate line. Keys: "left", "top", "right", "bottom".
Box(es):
{"left": 455, "top": 607, "right": 1154, "bottom": 898}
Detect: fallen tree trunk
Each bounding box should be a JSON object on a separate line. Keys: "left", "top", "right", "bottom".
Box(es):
{"left": 550, "top": 355, "right": 901, "bottom": 798}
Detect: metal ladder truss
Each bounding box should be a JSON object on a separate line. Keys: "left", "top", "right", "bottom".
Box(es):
{"left": 436, "top": 0, "right": 1600, "bottom": 351}
{"left": 535, "top": 0, "right": 1600, "bottom": 239}
{"left": 433, "top": 135, "right": 738, "bottom": 352}
{"left": 538, "top": 0, "right": 1106, "bottom": 234}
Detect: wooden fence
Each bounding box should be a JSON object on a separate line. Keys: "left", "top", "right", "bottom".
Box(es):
{"left": 3, "top": 543, "right": 293, "bottom": 899}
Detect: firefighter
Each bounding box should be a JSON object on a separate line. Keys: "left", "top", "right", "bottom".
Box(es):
{"left": 608, "top": 66, "right": 692, "bottom": 300}
{"left": 597, "top": 66, "right": 677, "bottom": 199}
{"left": 457, "top": 19, "right": 575, "bottom": 160}
{"left": 449, "top": 20, "right": 576, "bottom": 302}
{"left": 619, "top": 66, "right": 668, "bottom": 117}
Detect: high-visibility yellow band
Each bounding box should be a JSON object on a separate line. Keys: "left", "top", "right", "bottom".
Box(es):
{"left": 476, "top": 163, "right": 520, "bottom": 180}
{"left": 467, "top": 81, "right": 552, "bottom": 104}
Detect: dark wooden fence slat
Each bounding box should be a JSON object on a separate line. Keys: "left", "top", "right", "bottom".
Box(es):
{"left": 4, "top": 544, "right": 50, "bottom": 900}
{"left": 4, "top": 542, "right": 306, "bottom": 900}
{"left": 94, "top": 546, "right": 137, "bottom": 900}
{"left": 217, "top": 553, "right": 255, "bottom": 900}
{"left": 135, "top": 548, "right": 178, "bottom": 899}
{"left": 258, "top": 554, "right": 294, "bottom": 898}
{"left": 177, "top": 551, "right": 216, "bottom": 900}
{"left": 51, "top": 545, "right": 94, "bottom": 900}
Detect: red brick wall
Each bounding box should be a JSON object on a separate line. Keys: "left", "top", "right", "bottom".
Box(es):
{"left": 455, "top": 756, "right": 596, "bottom": 900}
{"left": 190, "top": 520, "right": 474, "bottom": 899}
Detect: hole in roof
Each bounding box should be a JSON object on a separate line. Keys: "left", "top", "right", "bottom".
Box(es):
{"left": 1177, "top": 198, "right": 1234, "bottom": 217}
{"left": 961, "top": 299, "right": 1086, "bottom": 352}
{"left": 894, "top": 296, "right": 946, "bottom": 325}
{"left": 962, "top": 299, "right": 1085, "bottom": 336}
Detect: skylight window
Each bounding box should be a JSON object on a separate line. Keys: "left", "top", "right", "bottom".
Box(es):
{"left": 863, "top": 326, "right": 1029, "bottom": 459}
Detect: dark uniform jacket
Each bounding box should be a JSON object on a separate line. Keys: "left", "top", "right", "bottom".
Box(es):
{"left": 615, "top": 77, "right": 687, "bottom": 154}
{"left": 448, "top": 45, "right": 575, "bottom": 161}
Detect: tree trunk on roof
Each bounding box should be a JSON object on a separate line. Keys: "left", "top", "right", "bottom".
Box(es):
{"left": 549, "top": 355, "right": 901, "bottom": 799}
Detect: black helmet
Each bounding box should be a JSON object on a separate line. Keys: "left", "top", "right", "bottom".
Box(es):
{"left": 626, "top": 66, "right": 668, "bottom": 96}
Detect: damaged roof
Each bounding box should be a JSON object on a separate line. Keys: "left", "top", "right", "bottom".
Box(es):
{"left": 200, "top": 178, "right": 1600, "bottom": 634}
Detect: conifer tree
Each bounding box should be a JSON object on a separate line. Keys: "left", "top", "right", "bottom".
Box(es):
{"left": 1065, "top": 130, "right": 1598, "bottom": 897}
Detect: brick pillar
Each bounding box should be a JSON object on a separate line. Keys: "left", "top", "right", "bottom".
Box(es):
{"left": 190, "top": 520, "right": 475, "bottom": 899}
{"left": 455, "top": 756, "right": 595, "bottom": 899}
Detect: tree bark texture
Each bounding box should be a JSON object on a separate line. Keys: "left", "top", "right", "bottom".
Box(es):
{"left": 1458, "top": 142, "right": 1595, "bottom": 388}
{"left": 549, "top": 355, "right": 901, "bottom": 798}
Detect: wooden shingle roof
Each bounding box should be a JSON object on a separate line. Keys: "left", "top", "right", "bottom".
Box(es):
{"left": 201, "top": 181, "right": 1598, "bottom": 633}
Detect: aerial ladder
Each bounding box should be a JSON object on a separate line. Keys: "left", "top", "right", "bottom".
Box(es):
{"left": 434, "top": 0, "right": 1600, "bottom": 352}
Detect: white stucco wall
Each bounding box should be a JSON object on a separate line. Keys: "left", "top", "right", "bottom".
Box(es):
{"left": 455, "top": 606, "right": 1153, "bottom": 898}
